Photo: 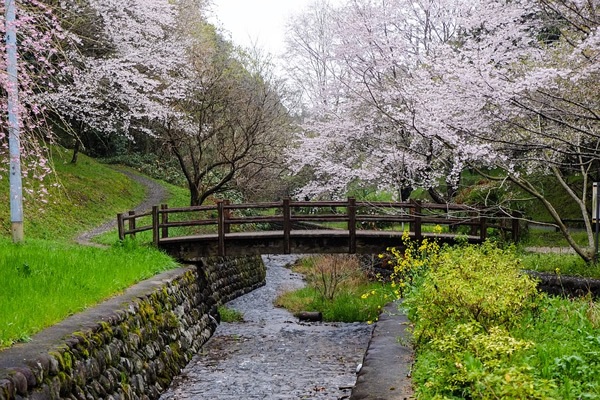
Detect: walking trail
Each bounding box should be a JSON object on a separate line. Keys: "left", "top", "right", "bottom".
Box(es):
{"left": 75, "top": 169, "right": 168, "bottom": 246}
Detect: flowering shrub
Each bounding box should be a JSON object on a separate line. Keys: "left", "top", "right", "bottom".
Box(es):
{"left": 406, "top": 242, "right": 551, "bottom": 398}
{"left": 406, "top": 242, "right": 541, "bottom": 343}
{"left": 363, "top": 228, "right": 442, "bottom": 301}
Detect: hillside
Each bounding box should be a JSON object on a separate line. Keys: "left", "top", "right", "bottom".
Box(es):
{"left": 0, "top": 147, "right": 147, "bottom": 241}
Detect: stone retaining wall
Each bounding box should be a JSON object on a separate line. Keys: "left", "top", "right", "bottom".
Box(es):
{"left": 526, "top": 270, "right": 600, "bottom": 299}
{"left": 0, "top": 256, "right": 266, "bottom": 400}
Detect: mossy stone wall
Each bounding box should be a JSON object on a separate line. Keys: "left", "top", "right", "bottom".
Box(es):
{"left": 0, "top": 256, "right": 265, "bottom": 400}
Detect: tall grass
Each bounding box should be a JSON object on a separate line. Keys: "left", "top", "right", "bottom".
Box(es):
{"left": 0, "top": 238, "right": 177, "bottom": 349}
{"left": 275, "top": 255, "right": 392, "bottom": 323}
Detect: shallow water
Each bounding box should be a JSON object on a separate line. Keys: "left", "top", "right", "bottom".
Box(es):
{"left": 159, "top": 255, "right": 373, "bottom": 399}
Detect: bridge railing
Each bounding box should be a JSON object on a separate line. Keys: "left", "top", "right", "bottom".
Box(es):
{"left": 117, "top": 198, "right": 520, "bottom": 249}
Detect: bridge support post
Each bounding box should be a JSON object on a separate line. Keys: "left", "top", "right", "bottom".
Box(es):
{"left": 152, "top": 206, "right": 160, "bottom": 246}
{"left": 348, "top": 197, "right": 356, "bottom": 254}
{"left": 217, "top": 201, "right": 226, "bottom": 256}
{"left": 161, "top": 204, "right": 169, "bottom": 239}
{"left": 283, "top": 198, "right": 291, "bottom": 254}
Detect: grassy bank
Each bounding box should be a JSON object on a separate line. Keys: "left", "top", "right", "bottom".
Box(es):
{"left": 0, "top": 238, "right": 177, "bottom": 349}
{"left": 0, "top": 147, "right": 186, "bottom": 349}
{"left": 0, "top": 147, "right": 148, "bottom": 240}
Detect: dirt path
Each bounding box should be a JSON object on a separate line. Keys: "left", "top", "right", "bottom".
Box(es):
{"left": 75, "top": 169, "right": 169, "bottom": 246}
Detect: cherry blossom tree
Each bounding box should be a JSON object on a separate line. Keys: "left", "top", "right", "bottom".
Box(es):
{"left": 286, "top": 0, "right": 600, "bottom": 261}
{"left": 285, "top": 0, "right": 464, "bottom": 201}
{"left": 44, "top": 0, "right": 193, "bottom": 163}
{"left": 448, "top": 0, "right": 600, "bottom": 261}
{"left": 1, "top": 0, "right": 66, "bottom": 183}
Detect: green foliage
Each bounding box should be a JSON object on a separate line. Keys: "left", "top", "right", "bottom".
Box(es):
{"left": 455, "top": 178, "right": 515, "bottom": 209}
{"left": 406, "top": 242, "right": 540, "bottom": 343}
{"left": 378, "top": 230, "right": 442, "bottom": 299}
{"left": 413, "top": 297, "right": 600, "bottom": 400}
{"left": 275, "top": 283, "right": 389, "bottom": 323}
{"left": 218, "top": 306, "right": 244, "bottom": 322}
{"left": 408, "top": 243, "right": 600, "bottom": 399}
{"left": 275, "top": 256, "right": 391, "bottom": 323}
{"left": 0, "top": 238, "right": 177, "bottom": 349}
{"left": 415, "top": 324, "right": 555, "bottom": 399}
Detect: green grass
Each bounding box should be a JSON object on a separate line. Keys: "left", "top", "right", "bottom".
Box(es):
{"left": 275, "top": 283, "right": 391, "bottom": 323}
{"left": 512, "top": 296, "right": 600, "bottom": 398}
{"left": 0, "top": 146, "right": 185, "bottom": 350}
{"left": 518, "top": 227, "right": 600, "bottom": 278}
{"left": 218, "top": 306, "right": 244, "bottom": 322}
{"left": 522, "top": 227, "right": 591, "bottom": 248}
{"left": 92, "top": 176, "right": 195, "bottom": 245}
{"left": 0, "top": 147, "right": 146, "bottom": 240}
{"left": 519, "top": 252, "right": 600, "bottom": 278}
{"left": 0, "top": 238, "right": 177, "bottom": 349}
{"left": 274, "top": 255, "right": 393, "bottom": 323}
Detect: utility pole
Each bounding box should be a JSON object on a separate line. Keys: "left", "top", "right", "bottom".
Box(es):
{"left": 5, "top": 0, "right": 24, "bottom": 242}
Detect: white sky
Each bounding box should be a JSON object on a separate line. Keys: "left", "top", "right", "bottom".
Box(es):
{"left": 208, "top": 0, "right": 317, "bottom": 57}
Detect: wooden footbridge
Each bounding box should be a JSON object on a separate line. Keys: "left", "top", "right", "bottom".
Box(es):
{"left": 117, "top": 198, "right": 519, "bottom": 261}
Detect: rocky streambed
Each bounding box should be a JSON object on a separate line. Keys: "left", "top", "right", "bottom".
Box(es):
{"left": 160, "top": 255, "right": 373, "bottom": 400}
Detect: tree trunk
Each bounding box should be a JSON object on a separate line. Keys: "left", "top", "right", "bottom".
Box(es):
{"left": 189, "top": 187, "right": 201, "bottom": 206}
{"left": 428, "top": 187, "right": 446, "bottom": 204}
{"left": 71, "top": 140, "right": 81, "bottom": 164}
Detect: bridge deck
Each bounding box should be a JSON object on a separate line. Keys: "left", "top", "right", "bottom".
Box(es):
{"left": 117, "top": 199, "right": 517, "bottom": 260}
{"left": 158, "top": 229, "right": 481, "bottom": 260}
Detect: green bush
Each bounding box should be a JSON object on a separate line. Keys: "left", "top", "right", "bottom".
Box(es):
{"left": 405, "top": 242, "right": 553, "bottom": 399}
{"left": 406, "top": 241, "right": 600, "bottom": 399}
{"left": 406, "top": 242, "right": 540, "bottom": 344}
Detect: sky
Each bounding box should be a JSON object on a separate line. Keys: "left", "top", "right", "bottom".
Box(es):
{"left": 208, "top": 0, "right": 316, "bottom": 57}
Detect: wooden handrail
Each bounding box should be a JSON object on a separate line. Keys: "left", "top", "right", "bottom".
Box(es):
{"left": 348, "top": 197, "right": 356, "bottom": 254}
{"left": 116, "top": 198, "right": 520, "bottom": 250}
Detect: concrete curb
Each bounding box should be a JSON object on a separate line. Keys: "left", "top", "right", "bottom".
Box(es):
{"left": 351, "top": 300, "right": 414, "bottom": 400}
